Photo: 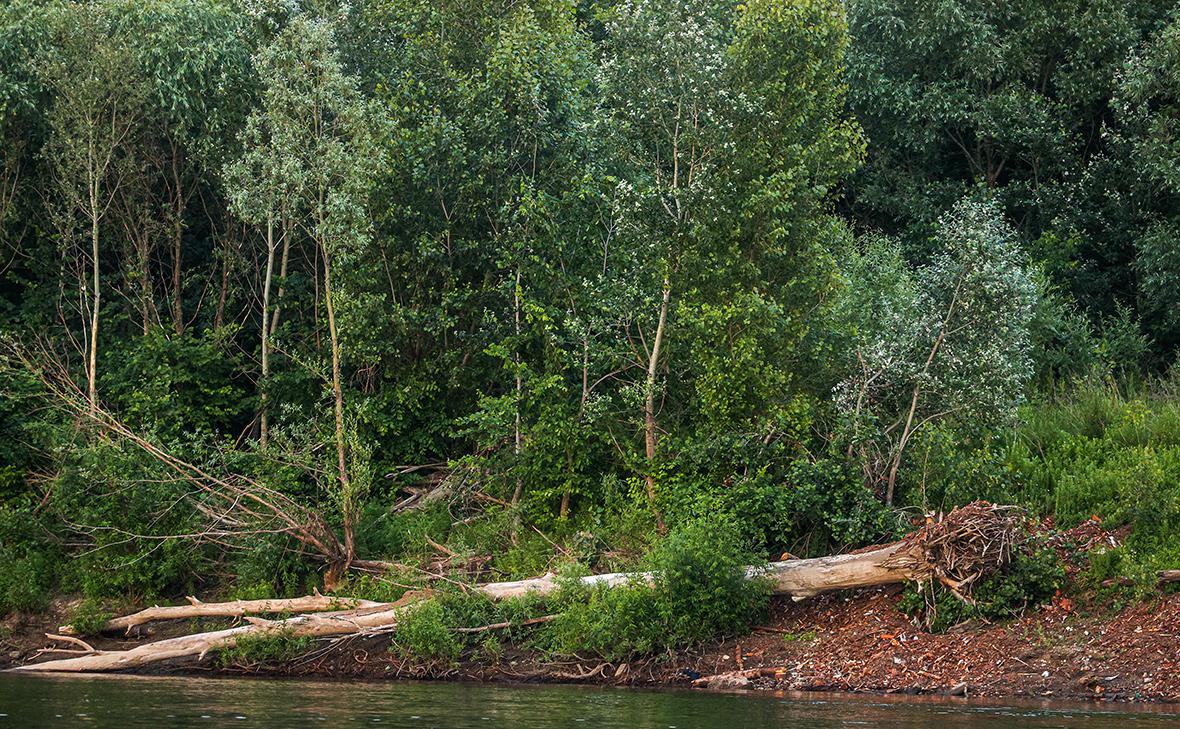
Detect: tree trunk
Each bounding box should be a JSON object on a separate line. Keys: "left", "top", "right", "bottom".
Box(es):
{"left": 322, "top": 245, "right": 352, "bottom": 562}
{"left": 169, "top": 146, "right": 186, "bottom": 336}
{"left": 87, "top": 187, "right": 100, "bottom": 416}
{"left": 268, "top": 215, "right": 291, "bottom": 337}
{"left": 512, "top": 266, "right": 524, "bottom": 505}
{"left": 60, "top": 593, "right": 382, "bottom": 636}
{"left": 259, "top": 212, "right": 276, "bottom": 448}
{"left": 171, "top": 216, "right": 183, "bottom": 335}
{"left": 643, "top": 279, "right": 670, "bottom": 532}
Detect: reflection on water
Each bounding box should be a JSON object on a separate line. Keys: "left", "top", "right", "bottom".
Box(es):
{"left": 1, "top": 673, "right": 1178, "bottom": 728}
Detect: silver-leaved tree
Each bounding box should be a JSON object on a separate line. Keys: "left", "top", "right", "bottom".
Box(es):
{"left": 836, "top": 198, "right": 1037, "bottom": 505}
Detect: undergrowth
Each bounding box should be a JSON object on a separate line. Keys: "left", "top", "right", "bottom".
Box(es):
{"left": 899, "top": 542, "right": 1065, "bottom": 632}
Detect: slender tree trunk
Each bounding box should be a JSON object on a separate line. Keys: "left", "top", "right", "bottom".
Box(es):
{"left": 322, "top": 243, "right": 352, "bottom": 563}
{"left": 169, "top": 147, "right": 185, "bottom": 336}
{"left": 269, "top": 215, "right": 291, "bottom": 337}
{"left": 259, "top": 212, "right": 276, "bottom": 449}
{"left": 87, "top": 192, "right": 100, "bottom": 416}
{"left": 138, "top": 235, "right": 151, "bottom": 336}
{"left": 213, "top": 247, "right": 229, "bottom": 331}
{"left": 512, "top": 266, "right": 523, "bottom": 505}
{"left": 171, "top": 217, "right": 183, "bottom": 335}
{"left": 885, "top": 328, "right": 949, "bottom": 505}
{"left": 644, "top": 279, "right": 670, "bottom": 532}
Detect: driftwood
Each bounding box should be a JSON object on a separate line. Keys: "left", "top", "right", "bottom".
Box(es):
{"left": 15, "top": 502, "right": 1023, "bottom": 674}
{"left": 60, "top": 591, "right": 383, "bottom": 636}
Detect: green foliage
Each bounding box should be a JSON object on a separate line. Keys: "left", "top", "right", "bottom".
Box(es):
{"left": 216, "top": 629, "right": 311, "bottom": 669}
{"left": 227, "top": 535, "right": 320, "bottom": 600}
{"left": 66, "top": 599, "right": 114, "bottom": 636}
{"left": 100, "top": 327, "right": 250, "bottom": 442}
{"left": 658, "top": 442, "right": 899, "bottom": 556}
{"left": 0, "top": 550, "right": 53, "bottom": 616}
{"left": 834, "top": 200, "right": 1037, "bottom": 504}
{"left": 391, "top": 589, "right": 549, "bottom": 662}
{"left": 3, "top": 0, "right": 1180, "bottom": 644}
{"left": 900, "top": 545, "right": 1065, "bottom": 633}
{"left": 392, "top": 600, "right": 462, "bottom": 661}
{"left": 846, "top": 0, "right": 1168, "bottom": 335}
{"left": 541, "top": 519, "right": 769, "bottom": 659}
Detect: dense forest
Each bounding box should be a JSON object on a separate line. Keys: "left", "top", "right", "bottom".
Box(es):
{"left": 2, "top": 0, "right": 1180, "bottom": 646}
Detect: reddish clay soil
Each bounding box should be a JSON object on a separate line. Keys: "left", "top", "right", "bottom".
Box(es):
{"left": 3, "top": 519, "right": 1177, "bottom": 704}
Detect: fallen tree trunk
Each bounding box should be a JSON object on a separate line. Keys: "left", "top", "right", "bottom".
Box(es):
{"left": 15, "top": 502, "right": 1022, "bottom": 673}
{"left": 18, "top": 597, "right": 423, "bottom": 672}
{"left": 60, "top": 592, "right": 384, "bottom": 636}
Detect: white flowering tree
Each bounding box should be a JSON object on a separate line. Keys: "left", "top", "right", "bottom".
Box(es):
{"left": 835, "top": 199, "right": 1037, "bottom": 505}
{"left": 598, "top": 0, "right": 737, "bottom": 529}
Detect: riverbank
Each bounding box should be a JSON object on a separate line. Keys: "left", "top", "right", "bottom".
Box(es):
{"left": 5, "top": 573, "right": 1178, "bottom": 704}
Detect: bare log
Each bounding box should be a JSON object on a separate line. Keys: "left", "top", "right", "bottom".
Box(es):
{"left": 60, "top": 592, "right": 384, "bottom": 636}
{"left": 16, "top": 595, "right": 424, "bottom": 673}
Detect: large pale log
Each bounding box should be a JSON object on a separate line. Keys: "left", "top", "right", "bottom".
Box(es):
{"left": 475, "top": 542, "right": 922, "bottom": 602}
{"left": 758, "top": 541, "right": 920, "bottom": 599}
{"left": 60, "top": 593, "right": 384, "bottom": 636}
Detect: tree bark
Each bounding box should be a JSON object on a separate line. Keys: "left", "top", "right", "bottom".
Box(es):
{"left": 512, "top": 266, "right": 524, "bottom": 505}
{"left": 87, "top": 178, "right": 100, "bottom": 416}
{"left": 643, "top": 279, "right": 670, "bottom": 532}
{"left": 169, "top": 143, "right": 186, "bottom": 336}
{"left": 60, "top": 593, "right": 382, "bottom": 636}
{"left": 259, "top": 212, "right": 276, "bottom": 448}
{"left": 322, "top": 244, "right": 352, "bottom": 566}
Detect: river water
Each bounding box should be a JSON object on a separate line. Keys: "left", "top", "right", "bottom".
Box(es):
{"left": 1, "top": 674, "right": 1178, "bottom": 728}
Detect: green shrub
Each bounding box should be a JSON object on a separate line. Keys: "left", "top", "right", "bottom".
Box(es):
{"left": 392, "top": 599, "right": 462, "bottom": 661}
{"left": 228, "top": 535, "right": 319, "bottom": 600}
{"left": 540, "top": 518, "right": 770, "bottom": 660}
{"left": 216, "top": 628, "right": 311, "bottom": 669}
{"left": 658, "top": 442, "right": 898, "bottom": 557}
{"left": 0, "top": 552, "right": 52, "bottom": 615}
{"left": 65, "top": 599, "right": 114, "bottom": 635}
{"left": 0, "top": 505, "right": 59, "bottom": 615}
{"left": 900, "top": 545, "right": 1065, "bottom": 632}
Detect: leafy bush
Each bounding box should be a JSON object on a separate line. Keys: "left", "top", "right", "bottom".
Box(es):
{"left": 900, "top": 545, "right": 1065, "bottom": 632}
{"left": 228, "top": 535, "right": 319, "bottom": 600}
{"left": 540, "top": 518, "right": 770, "bottom": 659}
{"left": 216, "top": 629, "right": 311, "bottom": 669}
{"left": 392, "top": 600, "right": 462, "bottom": 661}
{"left": 390, "top": 588, "right": 549, "bottom": 662}
{"left": 657, "top": 434, "right": 898, "bottom": 557}
{"left": 0, "top": 552, "right": 53, "bottom": 615}
{"left": 0, "top": 505, "right": 59, "bottom": 615}
{"left": 66, "top": 599, "right": 114, "bottom": 635}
